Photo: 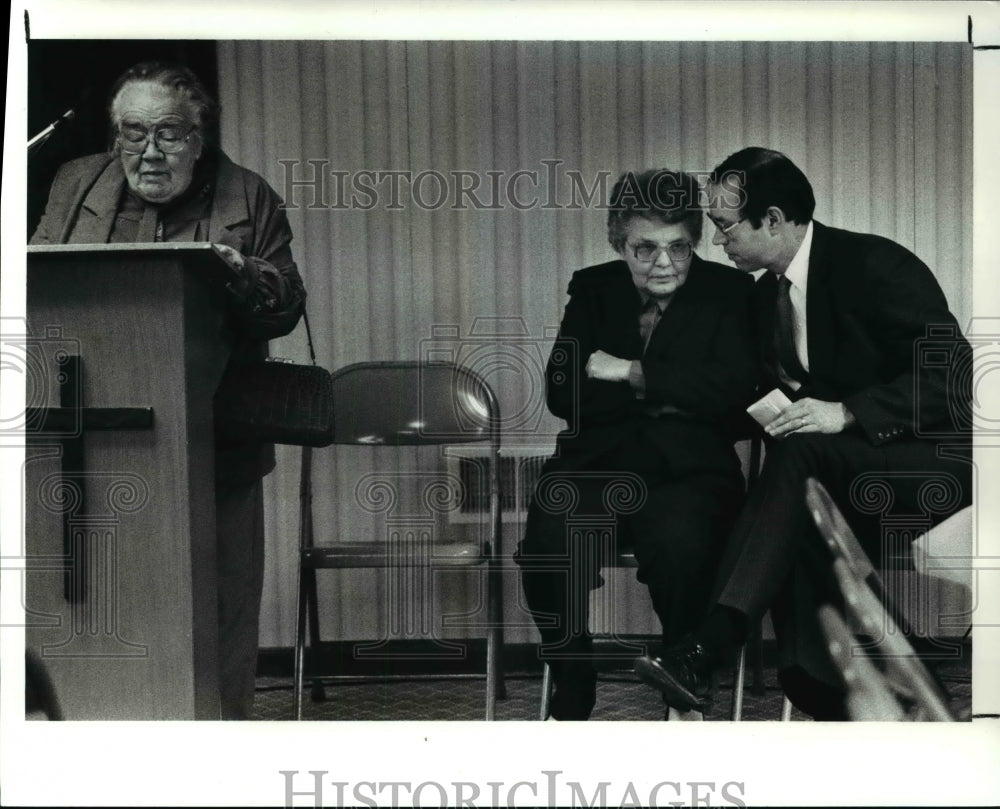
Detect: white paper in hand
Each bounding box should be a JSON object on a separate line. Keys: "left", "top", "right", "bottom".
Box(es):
{"left": 746, "top": 388, "right": 793, "bottom": 428}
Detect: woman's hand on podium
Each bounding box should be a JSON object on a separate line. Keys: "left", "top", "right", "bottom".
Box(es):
{"left": 214, "top": 243, "right": 254, "bottom": 303}
{"left": 214, "top": 243, "right": 280, "bottom": 318}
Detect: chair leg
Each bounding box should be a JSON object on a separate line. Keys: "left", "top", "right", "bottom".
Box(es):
{"left": 493, "top": 637, "right": 507, "bottom": 702}
{"left": 486, "top": 627, "right": 497, "bottom": 721}
{"left": 780, "top": 695, "right": 793, "bottom": 721}
{"left": 749, "top": 619, "right": 766, "bottom": 696}
{"left": 492, "top": 566, "right": 507, "bottom": 702}
{"left": 731, "top": 644, "right": 746, "bottom": 721}
{"left": 484, "top": 554, "right": 506, "bottom": 719}
{"left": 540, "top": 662, "right": 553, "bottom": 720}
{"left": 305, "top": 567, "right": 326, "bottom": 703}
{"left": 293, "top": 562, "right": 307, "bottom": 721}
{"left": 485, "top": 560, "right": 497, "bottom": 721}
{"left": 295, "top": 446, "right": 324, "bottom": 715}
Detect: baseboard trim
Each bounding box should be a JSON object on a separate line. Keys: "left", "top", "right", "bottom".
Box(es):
{"left": 257, "top": 637, "right": 729, "bottom": 679}
{"left": 257, "top": 637, "right": 664, "bottom": 679}
{"left": 257, "top": 635, "right": 972, "bottom": 680}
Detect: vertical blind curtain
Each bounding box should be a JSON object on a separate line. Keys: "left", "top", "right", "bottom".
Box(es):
{"left": 217, "top": 41, "right": 971, "bottom": 648}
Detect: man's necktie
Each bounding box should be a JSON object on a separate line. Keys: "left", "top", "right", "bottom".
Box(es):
{"left": 774, "top": 274, "right": 808, "bottom": 383}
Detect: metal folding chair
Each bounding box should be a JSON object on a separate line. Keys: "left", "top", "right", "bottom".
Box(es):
{"left": 816, "top": 604, "right": 907, "bottom": 721}
{"left": 293, "top": 361, "right": 505, "bottom": 719}
{"left": 805, "top": 477, "right": 955, "bottom": 720}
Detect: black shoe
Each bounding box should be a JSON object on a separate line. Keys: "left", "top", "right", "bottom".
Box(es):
{"left": 634, "top": 640, "right": 714, "bottom": 712}
{"left": 548, "top": 662, "right": 597, "bottom": 721}
{"left": 549, "top": 683, "right": 596, "bottom": 721}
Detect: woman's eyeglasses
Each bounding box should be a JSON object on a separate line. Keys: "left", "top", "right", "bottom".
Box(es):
{"left": 629, "top": 241, "right": 693, "bottom": 264}
{"left": 118, "top": 123, "right": 198, "bottom": 155}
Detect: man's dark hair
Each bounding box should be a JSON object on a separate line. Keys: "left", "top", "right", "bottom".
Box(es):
{"left": 606, "top": 169, "right": 703, "bottom": 253}
{"left": 108, "top": 61, "right": 220, "bottom": 151}
{"left": 710, "top": 147, "right": 815, "bottom": 227}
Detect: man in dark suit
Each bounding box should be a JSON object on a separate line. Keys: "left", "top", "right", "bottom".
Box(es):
{"left": 515, "top": 169, "right": 758, "bottom": 720}
{"left": 634, "top": 147, "right": 972, "bottom": 719}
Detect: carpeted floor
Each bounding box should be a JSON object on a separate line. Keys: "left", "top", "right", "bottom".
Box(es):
{"left": 250, "top": 658, "right": 972, "bottom": 722}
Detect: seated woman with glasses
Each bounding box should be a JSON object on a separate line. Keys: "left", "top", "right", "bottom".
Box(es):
{"left": 31, "top": 61, "right": 306, "bottom": 720}
{"left": 514, "top": 169, "right": 758, "bottom": 720}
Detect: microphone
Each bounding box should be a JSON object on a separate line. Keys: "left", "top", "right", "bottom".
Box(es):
{"left": 28, "top": 86, "right": 91, "bottom": 153}
{"left": 28, "top": 107, "right": 77, "bottom": 152}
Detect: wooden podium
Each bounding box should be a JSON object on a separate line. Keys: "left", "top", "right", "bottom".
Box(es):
{"left": 25, "top": 244, "right": 236, "bottom": 719}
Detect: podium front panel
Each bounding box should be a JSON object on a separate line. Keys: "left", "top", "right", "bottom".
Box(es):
{"left": 25, "top": 245, "right": 233, "bottom": 719}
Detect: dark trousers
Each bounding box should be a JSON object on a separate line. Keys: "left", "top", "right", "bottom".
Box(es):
{"left": 712, "top": 431, "right": 971, "bottom": 712}
{"left": 516, "top": 438, "right": 743, "bottom": 719}
{"left": 215, "top": 475, "right": 266, "bottom": 720}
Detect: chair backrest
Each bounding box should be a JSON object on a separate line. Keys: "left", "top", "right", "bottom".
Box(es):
{"left": 828, "top": 557, "right": 954, "bottom": 721}
{"left": 805, "top": 477, "right": 883, "bottom": 597}
{"left": 329, "top": 361, "right": 499, "bottom": 448}
{"left": 816, "top": 604, "right": 906, "bottom": 720}
{"left": 806, "top": 477, "right": 954, "bottom": 720}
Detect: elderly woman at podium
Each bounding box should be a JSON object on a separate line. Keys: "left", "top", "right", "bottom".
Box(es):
{"left": 31, "top": 61, "right": 306, "bottom": 719}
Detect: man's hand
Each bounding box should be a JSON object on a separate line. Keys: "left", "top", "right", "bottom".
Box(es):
{"left": 586, "top": 350, "right": 631, "bottom": 382}
{"left": 765, "top": 397, "right": 856, "bottom": 439}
